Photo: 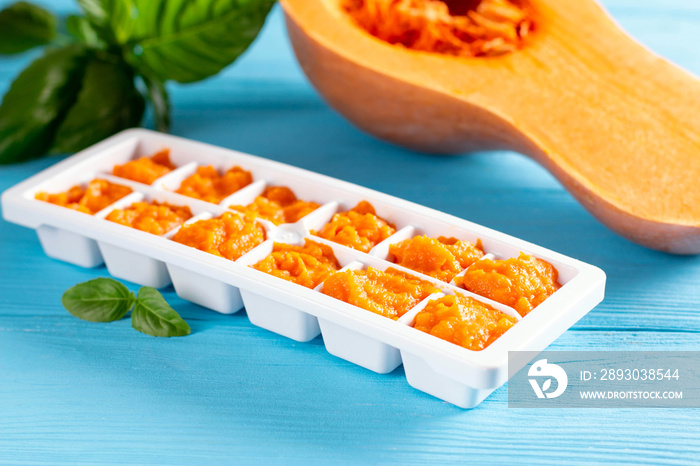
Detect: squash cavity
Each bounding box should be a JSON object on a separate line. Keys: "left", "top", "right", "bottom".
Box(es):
{"left": 342, "top": 0, "right": 534, "bottom": 57}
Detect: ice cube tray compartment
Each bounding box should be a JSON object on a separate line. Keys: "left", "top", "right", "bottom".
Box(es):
{"left": 1, "top": 128, "right": 606, "bottom": 408}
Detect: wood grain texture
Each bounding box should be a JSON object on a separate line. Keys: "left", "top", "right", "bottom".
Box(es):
{"left": 1, "top": 1, "right": 699, "bottom": 464}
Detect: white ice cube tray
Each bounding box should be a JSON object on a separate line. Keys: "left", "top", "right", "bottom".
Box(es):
{"left": 1, "top": 128, "right": 606, "bottom": 408}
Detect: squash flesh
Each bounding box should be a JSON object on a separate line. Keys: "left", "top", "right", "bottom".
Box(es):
{"left": 343, "top": 0, "right": 533, "bottom": 57}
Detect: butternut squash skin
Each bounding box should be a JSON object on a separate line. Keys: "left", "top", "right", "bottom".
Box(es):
{"left": 281, "top": 0, "right": 700, "bottom": 254}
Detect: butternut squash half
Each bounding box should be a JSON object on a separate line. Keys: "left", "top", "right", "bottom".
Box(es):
{"left": 281, "top": 0, "right": 700, "bottom": 254}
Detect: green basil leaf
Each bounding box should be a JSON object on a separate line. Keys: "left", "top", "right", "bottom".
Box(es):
{"left": 0, "top": 2, "right": 56, "bottom": 55}
{"left": 75, "top": 0, "right": 133, "bottom": 44}
{"left": 65, "top": 14, "right": 107, "bottom": 49}
{"left": 111, "top": 0, "right": 275, "bottom": 83}
{"left": 62, "top": 278, "right": 136, "bottom": 322}
{"left": 132, "top": 287, "right": 191, "bottom": 337}
{"left": 0, "top": 44, "right": 90, "bottom": 165}
{"left": 74, "top": 0, "right": 109, "bottom": 26}
{"left": 51, "top": 55, "right": 145, "bottom": 153}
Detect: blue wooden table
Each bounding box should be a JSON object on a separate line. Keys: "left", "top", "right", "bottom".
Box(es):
{"left": 1, "top": 1, "right": 699, "bottom": 463}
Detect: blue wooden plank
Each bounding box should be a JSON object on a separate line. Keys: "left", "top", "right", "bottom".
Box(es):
{"left": 1, "top": 1, "right": 699, "bottom": 464}
{"left": 1, "top": 320, "right": 698, "bottom": 464}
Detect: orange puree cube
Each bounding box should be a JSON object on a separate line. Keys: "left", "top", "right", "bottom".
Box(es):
{"left": 112, "top": 149, "right": 176, "bottom": 185}
{"left": 171, "top": 212, "right": 265, "bottom": 261}
{"left": 175, "top": 165, "right": 252, "bottom": 203}
{"left": 313, "top": 201, "right": 396, "bottom": 252}
{"left": 231, "top": 186, "right": 320, "bottom": 225}
{"left": 390, "top": 235, "right": 484, "bottom": 282}
{"left": 253, "top": 239, "right": 340, "bottom": 288}
{"left": 454, "top": 253, "right": 561, "bottom": 316}
{"left": 322, "top": 267, "right": 438, "bottom": 320}
{"left": 106, "top": 201, "right": 192, "bottom": 236}
{"left": 413, "top": 294, "right": 517, "bottom": 351}
{"left": 35, "top": 179, "right": 132, "bottom": 215}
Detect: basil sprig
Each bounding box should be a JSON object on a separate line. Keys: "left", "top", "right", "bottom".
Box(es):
{"left": 62, "top": 278, "right": 191, "bottom": 337}
{"left": 0, "top": 0, "right": 275, "bottom": 164}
